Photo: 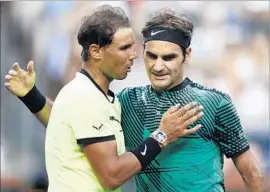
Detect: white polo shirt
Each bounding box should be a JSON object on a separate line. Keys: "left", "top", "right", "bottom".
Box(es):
{"left": 45, "top": 69, "right": 125, "bottom": 192}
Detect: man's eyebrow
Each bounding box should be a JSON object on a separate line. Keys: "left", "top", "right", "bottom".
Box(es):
{"left": 146, "top": 51, "right": 157, "bottom": 57}
{"left": 119, "top": 41, "right": 135, "bottom": 50}
{"left": 162, "top": 53, "right": 178, "bottom": 58}
{"left": 146, "top": 51, "right": 179, "bottom": 58}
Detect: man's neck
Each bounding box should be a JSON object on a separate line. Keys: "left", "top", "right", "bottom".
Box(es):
{"left": 152, "top": 77, "right": 185, "bottom": 92}
{"left": 83, "top": 62, "right": 111, "bottom": 94}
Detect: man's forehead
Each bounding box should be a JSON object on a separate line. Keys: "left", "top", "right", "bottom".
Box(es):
{"left": 145, "top": 41, "right": 181, "bottom": 54}
{"left": 112, "top": 27, "right": 135, "bottom": 45}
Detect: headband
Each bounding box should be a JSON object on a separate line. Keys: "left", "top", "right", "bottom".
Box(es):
{"left": 143, "top": 27, "right": 191, "bottom": 49}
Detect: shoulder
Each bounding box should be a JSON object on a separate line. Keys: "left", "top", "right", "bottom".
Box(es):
{"left": 188, "top": 78, "right": 231, "bottom": 102}
{"left": 117, "top": 86, "right": 149, "bottom": 101}
{"left": 56, "top": 73, "right": 102, "bottom": 107}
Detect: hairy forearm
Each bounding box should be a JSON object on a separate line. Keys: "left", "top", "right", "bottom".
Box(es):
{"left": 234, "top": 150, "right": 265, "bottom": 192}
{"left": 84, "top": 139, "right": 154, "bottom": 190}
{"left": 103, "top": 152, "right": 141, "bottom": 189}
{"left": 93, "top": 137, "right": 161, "bottom": 190}
{"left": 34, "top": 97, "right": 53, "bottom": 127}
{"left": 242, "top": 170, "right": 265, "bottom": 191}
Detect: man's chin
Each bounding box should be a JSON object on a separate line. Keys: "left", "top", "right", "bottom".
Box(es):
{"left": 116, "top": 73, "right": 128, "bottom": 80}
{"left": 151, "top": 82, "right": 170, "bottom": 91}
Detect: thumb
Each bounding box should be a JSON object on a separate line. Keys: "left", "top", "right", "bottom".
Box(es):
{"left": 27, "top": 61, "right": 35, "bottom": 75}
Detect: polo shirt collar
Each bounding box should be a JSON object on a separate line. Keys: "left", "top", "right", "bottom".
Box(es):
{"left": 150, "top": 77, "right": 192, "bottom": 93}
{"left": 80, "top": 68, "right": 115, "bottom": 103}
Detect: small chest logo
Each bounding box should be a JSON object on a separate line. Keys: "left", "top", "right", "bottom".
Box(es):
{"left": 92, "top": 124, "right": 103, "bottom": 131}
{"left": 109, "top": 116, "right": 120, "bottom": 124}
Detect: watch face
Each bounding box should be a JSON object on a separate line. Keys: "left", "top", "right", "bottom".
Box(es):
{"left": 156, "top": 132, "right": 166, "bottom": 142}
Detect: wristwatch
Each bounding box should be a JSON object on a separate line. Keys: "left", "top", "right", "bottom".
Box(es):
{"left": 151, "top": 130, "right": 168, "bottom": 148}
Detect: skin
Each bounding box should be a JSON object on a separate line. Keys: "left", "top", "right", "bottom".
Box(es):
{"left": 143, "top": 40, "right": 265, "bottom": 191}
{"left": 100, "top": 28, "right": 136, "bottom": 81}
{"left": 144, "top": 40, "right": 191, "bottom": 92}
{"left": 4, "top": 24, "right": 265, "bottom": 192}
{"left": 86, "top": 27, "right": 137, "bottom": 94}
{"left": 4, "top": 27, "right": 204, "bottom": 190}
{"left": 232, "top": 150, "right": 266, "bottom": 191}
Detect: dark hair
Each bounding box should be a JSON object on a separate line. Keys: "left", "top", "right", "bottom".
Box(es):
{"left": 142, "top": 8, "right": 194, "bottom": 59}
{"left": 77, "top": 4, "right": 130, "bottom": 62}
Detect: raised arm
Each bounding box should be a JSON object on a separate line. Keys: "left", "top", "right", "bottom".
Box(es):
{"left": 35, "top": 98, "right": 53, "bottom": 127}
{"left": 5, "top": 61, "right": 53, "bottom": 127}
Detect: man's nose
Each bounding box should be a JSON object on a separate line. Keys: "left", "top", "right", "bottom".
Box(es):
{"left": 153, "top": 58, "right": 165, "bottom": 71}
{"left": 129, "top": 46, "right": 138, "bottom": 60}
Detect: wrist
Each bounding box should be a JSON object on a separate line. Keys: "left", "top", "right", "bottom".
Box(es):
{"left": 18, "top": 85, "right": 46, "bottom": 113}
{"left": 130, "top": 137, "right": 162, "bottom": 170}
{"left": 150, "top": 130, "right": 168, "bottom": 148}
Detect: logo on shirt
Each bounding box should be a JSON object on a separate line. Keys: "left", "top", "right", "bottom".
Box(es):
{"left": 109, "top": 116, "right": 120, "bottom": 124}
{"left": 140, "top": 144, "right": 147, "bottom": 156}
{"left": 92, "top": 124, "right": 103, "bottom": 131}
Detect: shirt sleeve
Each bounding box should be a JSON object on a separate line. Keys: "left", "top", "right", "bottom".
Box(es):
{"left": 214, "top": 96, "right": 250, "bottom": 158}
{"left": 69, "top": 92, "right": 115, "bottom": 146}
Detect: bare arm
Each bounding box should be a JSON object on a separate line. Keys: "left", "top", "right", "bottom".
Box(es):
{"left": 233, "top": 150, "right": 265, "bottom": 192}
{"left": 83, "top": 140, "right": 141, "bottom": 190}
{"left": 81, "top": 103, "right": 203, "bottom": 190}
{"left": 34, "top": 97, "right": 53, "bottom": 127}
{"left": 214, "top": 97, "right": 266, "bottom": 191}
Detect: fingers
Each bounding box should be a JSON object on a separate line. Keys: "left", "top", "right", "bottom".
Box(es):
{"left": 181, "top": 105, "right": 203, "bottom": 122}
{"left": 8, "top": 69, "right": 18, "bottom": 76}
{"left": 184, "top": 124, "right": 202, "bottom": 135}
{"left": 182, "top": 111, "right": 204, "bottom": 127}
{"left": 174, "top": 102, "right": 199, "bottom": 118}
{"left": 27, "top": 61, "right": 34, "bottom": 74}
{"left": 12, "top": 62, "right": 21, "bottom": 72}
{"left": 5, "top": 70, "right": 17, "bottom": 82}
{"left": 5, "top": 74, "right": 13, "bottom": 80}
{"left": 4, "top": 82, "right": 10, "bottom": 88}
{"left": 167, "top": 104, "right": 181, "bottom": 114}
{"left": 12, "top": 60, "right": 35, "bottom": 74}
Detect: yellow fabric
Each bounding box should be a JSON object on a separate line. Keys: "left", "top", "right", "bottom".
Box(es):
{"left": 45, "top": 72, "right": 125, "bottom": 192}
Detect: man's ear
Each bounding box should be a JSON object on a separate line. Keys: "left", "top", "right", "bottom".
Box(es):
{"left": 89, "top": 44, "right": 103, "bottom": 60}
{"left": 184, "top": 47, "right": 192, "bottom": 64}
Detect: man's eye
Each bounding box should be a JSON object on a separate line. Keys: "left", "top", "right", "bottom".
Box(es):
{"left": 163, "top": 55, "right": 175, "bottom": 61}
{"left": 120, "top": 45, "right": 131, "bottom": 50}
